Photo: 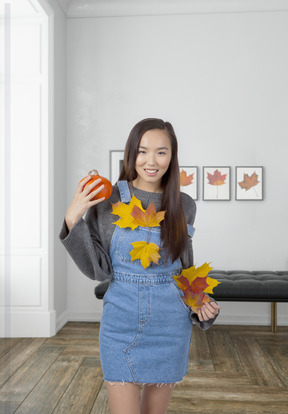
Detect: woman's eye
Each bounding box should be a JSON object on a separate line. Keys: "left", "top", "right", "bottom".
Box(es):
{"left": 158, "top": 152, "right": 166, "bottom": 155}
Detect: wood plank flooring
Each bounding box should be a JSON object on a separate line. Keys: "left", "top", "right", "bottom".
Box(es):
{"left": 0, "top": 323, "right": 287, "bottom": 414}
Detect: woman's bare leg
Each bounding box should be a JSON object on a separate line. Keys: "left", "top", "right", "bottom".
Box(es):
{"left": 106, "top": 381, "right": 141, "bottom": 414}
{"left": 140, "top": 383, "right": 175, "bottom": 414}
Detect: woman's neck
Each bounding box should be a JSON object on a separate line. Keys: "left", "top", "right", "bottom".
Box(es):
{"left": 131, "top": 178, "right": 163, "bottom": 193}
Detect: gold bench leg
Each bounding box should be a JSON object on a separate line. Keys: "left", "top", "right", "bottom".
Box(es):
{"left": 271, "top": 302, "right": 277, "bottom": 333}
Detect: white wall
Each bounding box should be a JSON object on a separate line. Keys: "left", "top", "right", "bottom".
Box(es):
{"left": 46, "top": 0, "right": 68, "bottom": 331}
{"left": 65, "top": 4, "right": 288, "bottom": 326}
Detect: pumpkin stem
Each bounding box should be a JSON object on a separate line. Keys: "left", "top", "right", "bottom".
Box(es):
{"left": 88, "top": 169, "right": 99, "bottom": 176}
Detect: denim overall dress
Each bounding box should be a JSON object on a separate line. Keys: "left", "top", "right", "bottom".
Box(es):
{"left": 99, "top": 181, "right": 195, "bottom": 384}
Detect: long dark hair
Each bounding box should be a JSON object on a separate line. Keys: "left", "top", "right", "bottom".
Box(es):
{"left": 119, "top": 118, "right": 188, "bottom": 262}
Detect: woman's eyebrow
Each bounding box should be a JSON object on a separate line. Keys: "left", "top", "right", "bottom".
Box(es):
{"left": 138, "top": 146, "right": 169, "bottom": 150}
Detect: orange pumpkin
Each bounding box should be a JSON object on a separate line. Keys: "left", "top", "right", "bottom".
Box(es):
{"left": 82, "top": 169, "right": 113, "bottom": 201}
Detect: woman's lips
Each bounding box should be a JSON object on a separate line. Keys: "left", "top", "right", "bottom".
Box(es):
{"left": 144, "top": 169, "right": 158, "bottom": 176}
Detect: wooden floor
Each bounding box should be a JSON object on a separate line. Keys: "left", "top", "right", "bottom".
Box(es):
{"left": 0, "top": 323, "right": 287, "bottom": 414}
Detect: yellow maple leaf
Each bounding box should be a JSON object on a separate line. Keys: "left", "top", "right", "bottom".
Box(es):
{"left": 173, "top": 263, "right": 220, "bottom": 294}
{"left": 131, "top": 203, "right": 165, "bottom": 228}
{"left": 130, "top": 241, "right": 161, "bottom": 269}
{"left": 111, "top": 194, "right": 144, "bottom": 230}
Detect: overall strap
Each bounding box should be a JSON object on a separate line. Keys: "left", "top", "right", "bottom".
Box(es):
{"left": 187, "top": 224, "right": 195, "bottom": 238}
{"left": 117, "top": 180, "right": 131, "bottom": 203}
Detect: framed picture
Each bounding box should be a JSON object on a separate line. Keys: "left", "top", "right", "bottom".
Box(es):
{"left": 203, "top": 166, "right": 231, "bottom": 200}
{"left": 179, "top": 166, "right": 198, "bottom": 200}
{"left": 110, "top": 150, "right": 124, "bottom": 184}
{"left": 236, "top": 166, "right": 263, "bottom": 200}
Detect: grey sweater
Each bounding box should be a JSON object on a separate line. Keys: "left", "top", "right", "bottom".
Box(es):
{"left": 60, "top": 182, "right": 218, "bottom": 329}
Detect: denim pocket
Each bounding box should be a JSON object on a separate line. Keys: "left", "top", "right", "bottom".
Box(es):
{"left": 171, "top": 283, "right": 191, "bottom": 314}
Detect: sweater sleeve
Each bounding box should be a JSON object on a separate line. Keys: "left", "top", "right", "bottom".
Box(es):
{"left": 180, "top": 192, "right": 219, "bottom": 330}
{"left": 59, "top": 207, "right": 113, "bottom": 282}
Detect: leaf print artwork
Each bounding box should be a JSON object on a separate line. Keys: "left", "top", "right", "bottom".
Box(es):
{"left": 236, "top": 167, "right": 263, "bottom": 200}
{"left": 179, "top": 167, "right": 198, "bottom": 200}
{"left": 238, "top": 172, "right": 260, "bottom": 197}
{"left": 180, "top": 169, "right": 194, "bottom": 186}
{"left": 203, "top": 167, "right": 230, "bottom": 200}
{"left": 207, "top": 169, "right": 227, "bottom": 186}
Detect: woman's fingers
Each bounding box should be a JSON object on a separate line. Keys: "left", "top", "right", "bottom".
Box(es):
{"left": 77, "top": 175, "right": 92, "bottom": 193}
{"left": 80, "top": 177, "right": 102, "bottom": 195}
{"left": 197, "top": 301, "right": 220, "bottom": 322}
{"left": 89, "top": 184, "right": 104, "bottom": 200}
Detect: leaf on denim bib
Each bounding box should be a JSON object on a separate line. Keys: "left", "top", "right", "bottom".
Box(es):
{"left": 111, "top": 194, "right": 144, "bottom": 230}
{"left": 130, "top": 202, "right": 165, "bottom": 228}
{"left": 129, "top": 241, "right": 161, "bottom": 269}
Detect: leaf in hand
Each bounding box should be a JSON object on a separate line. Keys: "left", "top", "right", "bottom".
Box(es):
{"left": 182, "top": 290, "right": 211, "bottom": 312}
{"left": 111, "top": 194, "right": 144, "bottom": 230}
{"left": 131, "top": 203, "right": 166, "bottom": 228}
{"left": 173, "top": 263, "right": 220, "bottom": 310}
{"left": 180, "top": 169, "right": 194, "bottom": 186}
{"left": 238, "top": 172, "right": 259, "bottom": 191}
{"left": 130, "top": 241, "right": 161, "bottom": 269}
{"left": 207, "top": 169, "right": 227, "bottom": 186}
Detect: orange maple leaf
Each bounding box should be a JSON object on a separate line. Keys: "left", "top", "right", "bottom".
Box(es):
{"left": 207, "top": 169, "right": 227, "bottom": 186}
{"left": 182, "top": 290, "right": 211, "bottom": 312}
{"left": 238, "top": 172, "right": 259, "bottom": 191}
{"left": 180, "top": 169, "right": 194, "bottom": 186}
{"left": 173, "top": 263, "right": 220, "bottom": 311}
{"left": 131, "top": 203, "right": 165, "bottom": 228}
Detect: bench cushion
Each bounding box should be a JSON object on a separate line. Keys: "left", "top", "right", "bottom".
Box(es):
{"left": 210, "top": 271, "right": 288, "bottom": 302}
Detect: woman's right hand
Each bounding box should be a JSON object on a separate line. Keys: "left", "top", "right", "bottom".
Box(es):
{"left": 65, "top": 176, "right": 106, "bottom": 231}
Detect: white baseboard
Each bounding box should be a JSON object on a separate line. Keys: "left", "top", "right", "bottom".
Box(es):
{"left": 0, "top": 309, "right": 56, "bottom": 338}
{"left": 67, "top": 311, "right": 102, "bottom": 323}
{"left": 56, "top": 310, "right": 69, "bottom": 332}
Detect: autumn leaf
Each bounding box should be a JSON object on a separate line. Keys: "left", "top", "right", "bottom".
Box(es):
{"left": 173, "top": 263, "right": 220, "bottom": 311}
{"left": 238, "top": 172, "right": 260, "bottom": 191}
{"left": 111, "top": 194, "right": 144, "bottom": 230}
{"left": 182, "top": 290, "right": 211, "bottom": 312}
{"left": 207, "top": 169, "right": 227, "bottom": 186}
{"left": 131, "top": 203, "right": 165, "bottom": 228}
{"left": 130, "top": 241, "right": 161, "bottom": 269}
{"left": 180, "top": 169, "right": 194, "bottom": 186}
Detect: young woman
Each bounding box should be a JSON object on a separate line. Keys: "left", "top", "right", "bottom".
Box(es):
{"left": 60, "top": 118, "right": 220, "bottom": 414}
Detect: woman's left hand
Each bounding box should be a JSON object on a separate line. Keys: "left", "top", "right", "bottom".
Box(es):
{"left": 197, "top": 301, "right": 221, "bottom": 322}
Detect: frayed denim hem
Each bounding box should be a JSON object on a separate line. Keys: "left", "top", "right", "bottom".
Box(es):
{"left": 105, "top": 380, "right": 180, "bottom": 387}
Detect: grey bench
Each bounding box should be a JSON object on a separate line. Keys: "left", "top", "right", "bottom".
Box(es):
{"left": 94, "top": 270, "right": 288, "bottom": 332}
{"left": 209, "top": 271, "right": 288, "bottom": 332}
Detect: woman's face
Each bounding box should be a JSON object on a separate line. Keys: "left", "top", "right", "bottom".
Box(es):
{"left": 133, "top": 129, "right": 172, "bottom": 192}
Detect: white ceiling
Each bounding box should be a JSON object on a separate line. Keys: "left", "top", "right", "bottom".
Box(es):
{"left": 56, "top": 0, "right": 288, "bottom": 17}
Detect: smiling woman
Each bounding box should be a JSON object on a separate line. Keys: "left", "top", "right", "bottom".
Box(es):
{"left": 133, "top": 129, "right": 172, "bottom": 193}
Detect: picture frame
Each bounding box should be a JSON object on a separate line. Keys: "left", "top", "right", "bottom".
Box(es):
{"left": 110, "top": 150, "right": 124, "bottom": 184}
{"left": 203, "top": 166, "right": 231, "bottom": 201}
{"left": 179, "top": 166, "right": 198, "bottom": 200}
{"left": 235, "top": 166, "right": 263, "bottom": 200}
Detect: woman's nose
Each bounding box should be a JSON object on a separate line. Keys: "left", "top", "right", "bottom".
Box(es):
{"left": 147, "top": 153, "right": 156, "bottom": 165}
